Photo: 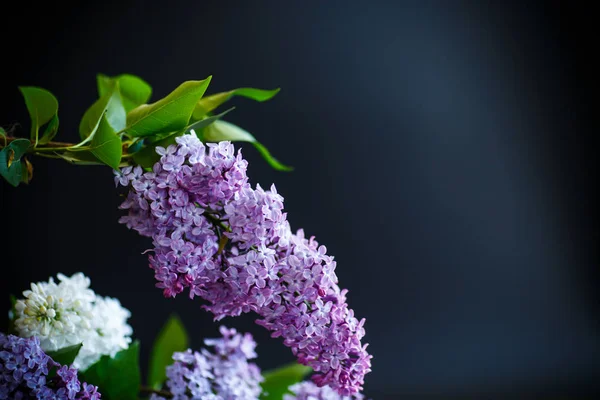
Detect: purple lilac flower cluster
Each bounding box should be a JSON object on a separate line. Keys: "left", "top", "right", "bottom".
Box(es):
{"left": 117, "top": 134, "right": 372, "bottom": 395}
{"left": 284, "top": 381, "right": 364, "bottom": 400}
{"left": 0, "top": 333, "right": 101, "bottom": 400}
{"left": 150, "top": 326, "right": 262, "bottom": 400}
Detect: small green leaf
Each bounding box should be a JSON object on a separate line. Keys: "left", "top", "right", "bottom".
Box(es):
{"left": 8, "top": 295, "right": 17, "bottom": 334}
{"left": 82, "top": 341, "right": 140, "bottom": 400}
{"left": 38, "top": 114, "right": 59, "bottom": 145}
{"left": 46, "top": 343, "right": 83, "bottom": 366}
{"left": 0, "top": 127, "right": 7, "bottom": 145}
{"left": 19, "top": 87, "right": 59, "bottom": 145}
{"left": 90, "top": 114, "right": 122, "bottom": 169}
{"left": 260, "top": 363, "right": 312, "bottom": 400}
{"left": 126, "top": 77, "right": 212, "bottom": 137}
{"left": 201, "top": 120, "right": 293, "bottom": 171}
{"left": 9, "top": 294, "right": 16, "bottom": 310}
{"left": 0, "top": 138, "right": 32, "bottom": 187}
{"left": 98, "top": 74, "right": 152, "bottom": 112}
{"left": 148, "top": 315, "right": 189, "bottom": 390}
{"left": 193, "top": 87, "right": 280, "bottom": 120}
{"left": 79, "top": 85, "right": 126, "bottom": 140}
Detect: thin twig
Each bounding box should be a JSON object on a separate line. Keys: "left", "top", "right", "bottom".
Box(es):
{"left": 0, "top": 136, "right": 76, "bottom": 148}
{"left": 139, "top": 386, "right": 173, "bottom": 398}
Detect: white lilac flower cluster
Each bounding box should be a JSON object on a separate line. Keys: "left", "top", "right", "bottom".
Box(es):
{"left": 13, "top": 273, "right": 132, "bottom": 370}
{"left": 116, "top": 134, "right": 372, "bottom": 395}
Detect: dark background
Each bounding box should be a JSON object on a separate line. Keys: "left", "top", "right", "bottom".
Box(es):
{"left": 1, "top": 1, "right": 598, "bottom": 397}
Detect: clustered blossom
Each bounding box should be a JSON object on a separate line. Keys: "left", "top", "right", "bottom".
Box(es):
{"left": 284, "top": 381, "right": 364, "bottom": 400}
{"left": 150, "top": 326, "right": 262, "bottom": 400}
{"left": 0, "top": 333, "right": 101, "bottom": 399}
{"left": 117, "top": 133, "right": 372, "bottom": 395}
{"left": 14, "top": 273, "right": 132, "bottom": 371}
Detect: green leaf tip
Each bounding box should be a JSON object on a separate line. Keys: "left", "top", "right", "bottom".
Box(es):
{"left": 46, "top": 343, "right": 83, "bottom": 366}
{"left": 148, "top": 314, "right": 189, "bottom": 390}
{"left": 260, "top": 362, "right": 312, "bottom": 400}
{"left": 192, "top": 86, "right": 280, "bottom": 120}
{"left": 201, "top": 120, "right": 293, "bottom": 171}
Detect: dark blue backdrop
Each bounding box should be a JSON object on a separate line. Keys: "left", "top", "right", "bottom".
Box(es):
{"left": 1, "top": 1, "right": 597, "bottom": 397}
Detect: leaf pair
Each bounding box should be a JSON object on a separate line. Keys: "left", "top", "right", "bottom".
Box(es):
{"left": 77, "top": 80, "right": 128, "bottom": 169}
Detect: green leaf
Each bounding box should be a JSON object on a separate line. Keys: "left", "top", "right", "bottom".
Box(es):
{"left": 126, "top": 77, "right": 212, "bottom": 137}
{"left": 76, "top": 84, "right": 124, "bottom": 168}
{"left": 0, "top": 138, "right": 32, "bottom": 187}
{"left": 89, "top": 113, "right": 122, "bottom": 169}
{"left": 0, "top": 127, "right": 7, "bottom": 145}
{"left": 46, "top": 343, "right": 83, "bottom": 366}
{"left": 19, "top": 87, "right": 58, "bottom": 145}
{"left": 192, "top": 87, "right": 280, "bottom": 120}
{"left": 260, "top": 363, "right": 312, "bottom": 400}
{"left": 79, "top": 85, "right": 126, "bottom": 140}
{"left": 148, "top": 315, "right": 189, "bottom": 390}
{"left": 38, "top": 114, "right": 59, "bottom": 145}
{"left": 98, "top": 74, "right": 152, "bottom": 113}
{"left": 200, "top": 120, "right": 293, "bottom": 171}
{"left": 82, "top": 341, "right": 140, "bottom": 400}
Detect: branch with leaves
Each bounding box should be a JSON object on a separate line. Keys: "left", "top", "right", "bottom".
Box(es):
{"left": 1, "top": 73, "right": 371, "bottom": 399}
{"left": 0, "top": 74, "right": 291, "bottom": 187}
